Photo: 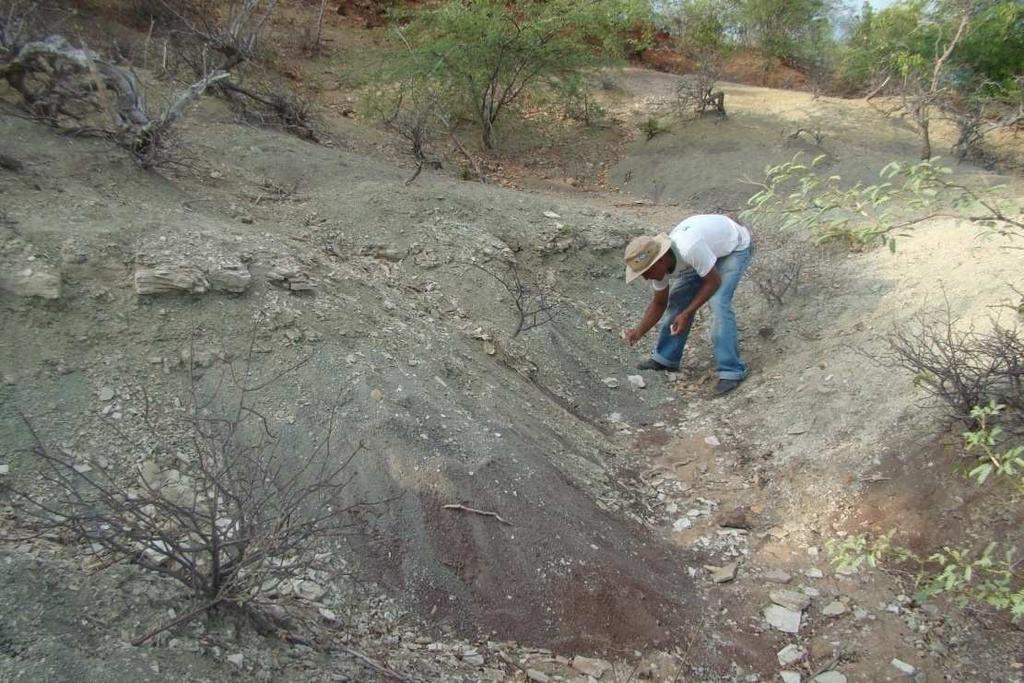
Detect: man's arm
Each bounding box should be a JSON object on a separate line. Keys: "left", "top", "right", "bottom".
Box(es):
{"left": 624, "top": 287, "right": 669, "bottom": 346}
{"left": 669, "top": 266, "right": 721, "bottom": 335}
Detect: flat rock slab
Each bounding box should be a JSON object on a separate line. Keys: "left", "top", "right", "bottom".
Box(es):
{"left": 571, "top": 655, "right": 612, "bottom": 677}
{"left": 811, "top": 672, "right": 847, "bottom": 683}
{"left": 822, "top": 600, "right": 848, "bottom": 616}
{"left": 770, "top": 589, "right": 811, "bottom": 611}
{"left": 764, "top": 604, "right": 802, "bottom": 633}
{"left": 763, "top": 568, "right": 793, "bottom": 584}
{"left": 777, "top": 643, "right": 807, "bottom": 667}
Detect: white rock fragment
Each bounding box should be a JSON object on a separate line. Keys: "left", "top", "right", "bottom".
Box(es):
{"left": 822, "top": 600, "right": 848, "bottom": 617}
{"left": 134, "top": 263, "right": 209, "bottom": 295}
{"left": 98, "top": 387, "right": 115, "bottom": 402}
{"left": 804, "top": 567, "right": 824, "bottom": 579}
{"left": 777, "top": 644, "right": 806, "bottom": 667}
{"left": 704, "top": 435, "right": 721, "bottom": 447}
{"left": 811, "top": 672, "right": 846, "bottom": 683}
{"left": 227, "top": 653, "right": 244, "bottom": 667}
{"left": 780, "top": 672, "right": 802, "bottom": 683}
{"left": 0, "top": 264, "right": 61, "bottom": 299}
{"left": 764, "top": 605, "right": 802, "bottom": 633}
{"left": 627, "top": 374, "right": 646, "bottom": 389}
{"left": 542, "top": 211, "right": 561, "bottom": 219}
{"left": 292, "top": 579, "right": 326, "bottom": 601}
{"left": 672, "top": 518, "right": 692, "bottom": 531}
{"left": 602, "top": 377, "right": 620, "bottom": 389}
{"left": 891, "top": 659, "right": 916, "bottom": 675}
{"left": 526, "top": 669, "right": 549, "bottom": 683}
{"left": 572, "top": 655, "right": 612, "bottom": 677}
{"left": 0, "top": 464, "right": 7, "bottom": 475}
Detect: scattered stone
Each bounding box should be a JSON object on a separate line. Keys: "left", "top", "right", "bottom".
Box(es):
{"left": 764, "top": 605, "right": 802, "bottom": 633}
{"left": 463, "top": 652, "right": 485, "bottom": 666}
{"left": 317, "top": 607, "right": 338, "bottom": 622}
{"left": 804, "top": 568, "right": 824, "bottom": 579}
{"left": 268, "top": 259, "right": 317, "bottom": 292}
{"left": 853, "top": 607, "right": 870, "bottom": 621}
{"left": 672, "top": 517, "right": 692, "bottom": 531}
{"left": 134, "top": 263, "right": 208, "bottom": 295}
{"left": 780, "top": 672, "right": 801, "bottom": 683}
{"left": 291, "top": 579, "right": 326, "bottom": 601}
{"left": 717, "top": 506, "right": 752, "bottom": 529}
{"left": 227, "top": 653, "right": 244, "bottom": 667}
{"left": 206, "top": 258, "right": 251, "bottom": 293}
{"left": 0, "top": 464, "right": 9, "bottom": 475}
{"left": 572, "top": 655, "right": 612, "bottom": 677}
{"left": 542, "top": 211, "right": 561, "bottom": 219}
{"left": 627, "top": 374, "right": 646, "bottom": 389}
{"left": 763, "top": 569, "right": 792, "bottom": 584}
{"left": 704, "top": 435, "right": 721, "bottom": 447}
{"left": 811, "top": 672, "right": 846, "bottom": 683}
{"left": 891, "top": 659, "right": 916, "bottom": 675}
{"left": 822, "top": 600, "right": 848, "bottom": 617}
{"left": 602, "top": 377, "right": 620, "bottom": 389}
{"left": 0, "top": 264, "right": 61, "bottom": 299}
{"left": 526, "top": 669, "right": 549, "bottom": 683}
{"left": 801, "top": 586, "right": 820, "bottom": 598}
{"left": 707, "top": 562, "right": 738, "bottom": 584}
{"left": 777, "top": 644, "right": 807, "bottom": 667}
{"left": 770, "top": 589, "right": 811, "bottom": 612}
{"left": 98, "top": 387, "right": 115, "bottom": 402}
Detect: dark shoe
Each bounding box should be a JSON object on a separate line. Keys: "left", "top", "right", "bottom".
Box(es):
{"left": 713, "top": 378, "right": 743, "bottom": 395}
{"left": 637, "top": 358, "right": 674, "bottom": 371}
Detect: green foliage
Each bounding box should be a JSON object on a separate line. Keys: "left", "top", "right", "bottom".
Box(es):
{"left": 964, "top": 402, "right": 1024, "bottom": 491}
{"left": 741, "top": 154, "right": 1024, "bottom": 249}
{"left": 837, "top": 0, "right": 1024, "bottom": 93}
{"left": 827, "top": 398, "right": 1024, "bottom": 623}
{"left": 672, "top": 0, "right": 737, "bottom": 65}
{"left": 389, "top": 0, "right": 648, "bottom": 149}
{"left": 827, "top": 534, "right": 1024, "bottom": 621}
{"left": 738, "top": 0, "right": 832, "bottom": 65}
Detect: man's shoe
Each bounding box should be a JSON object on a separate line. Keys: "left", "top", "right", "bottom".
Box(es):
{"left": 713, "top": 378, "right": 743, "bottom": 395}
{"left": 637, "top": 358, "right": 674, "bottom": 371}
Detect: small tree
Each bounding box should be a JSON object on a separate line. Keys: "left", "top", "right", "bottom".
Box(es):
{"left": 392, "top": 0, "right": 646, "bottom": 150}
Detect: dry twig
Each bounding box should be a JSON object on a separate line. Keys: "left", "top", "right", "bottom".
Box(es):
{"left": 442, "top": 504, "right": 513, "bottom": 526}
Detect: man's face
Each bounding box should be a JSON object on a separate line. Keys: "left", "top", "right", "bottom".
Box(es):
{"left": 641, "top": 253, "right": 671, "bottom": 281}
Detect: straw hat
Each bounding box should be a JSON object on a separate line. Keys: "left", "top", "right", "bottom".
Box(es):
{"left": 624, "top": 233, "right": 672, "bottom": 283}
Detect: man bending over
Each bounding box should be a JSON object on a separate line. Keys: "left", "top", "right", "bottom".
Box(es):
{"left": 622, "top": 214, "right": 753, "bottom": 395}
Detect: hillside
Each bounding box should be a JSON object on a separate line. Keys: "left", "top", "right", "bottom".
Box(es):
{"left": 1, "top": 5, "right": 1023, "bottom": 683}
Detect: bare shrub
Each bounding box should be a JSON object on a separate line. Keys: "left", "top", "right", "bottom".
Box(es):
{"left": 674, "top": 71, "right": 725, "bottom": 120}
{"left": 7, "top": 335, "right": 366, "bottom": 644}
{"left": 219, "top": 80, "right": 319, "bottom": 142}
{"left": 743, "top": 222, "right": 807, "bottom": 308}
{"left": 885, "top": 301, "right": 1024, "bottom": 426}
{"left": 135, "top": 0, "right": 277, "bottom": 73}
{"left": 468, "top": 260, "right": 557, "bottom": 337}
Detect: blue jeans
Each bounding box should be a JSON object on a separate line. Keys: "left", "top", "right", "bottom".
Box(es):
{"left": 651, "top": 247, "right": 752, "bottom": 380}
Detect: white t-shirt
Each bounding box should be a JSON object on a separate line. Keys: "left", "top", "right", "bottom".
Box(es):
{"left": 650, "top": 214, "right": 751, "bottom": 290}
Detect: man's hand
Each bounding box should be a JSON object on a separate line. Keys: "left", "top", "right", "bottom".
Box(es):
{"left": 622, "top": 328, "right": 644, "bottom": 347}
{"left": 670, "top": 312, "right": 692, "bottom": 336}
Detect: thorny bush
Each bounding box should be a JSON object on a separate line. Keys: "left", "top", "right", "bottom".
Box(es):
{"left": 6, "top": 332, "right": 368, "bottom": 644}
